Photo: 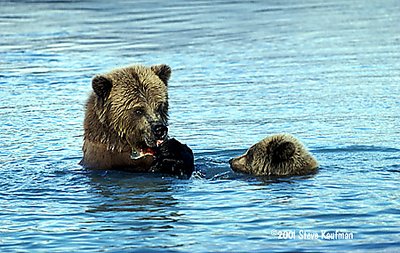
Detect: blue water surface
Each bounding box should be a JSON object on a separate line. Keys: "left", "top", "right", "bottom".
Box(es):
{"left": 1, "top": 0, "right": 400, "bottom": 252}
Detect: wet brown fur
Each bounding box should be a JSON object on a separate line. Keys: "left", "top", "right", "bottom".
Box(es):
{"left": 81, "top": 64, "right": 171, "bottom": 170}
{"left": 230, "top": 134, "right": 318, "bottom": 176}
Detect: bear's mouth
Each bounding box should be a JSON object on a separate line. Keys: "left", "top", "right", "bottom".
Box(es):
{"left": 130, "top": 139, "right": 165, "bottom": 160}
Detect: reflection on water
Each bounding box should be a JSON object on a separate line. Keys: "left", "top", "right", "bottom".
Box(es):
{"left": 1, "top": 0, "right": 400, "bottom": 252}
{"left": 87, "top": 172, "right": 179, "bottom": 214}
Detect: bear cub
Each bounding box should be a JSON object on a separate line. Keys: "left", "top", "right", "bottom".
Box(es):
{"left": 229, "top": 133, "right": 318, "bottom": 177}
{"left": 80, "top": 64, "right": 194, "bottom": 177}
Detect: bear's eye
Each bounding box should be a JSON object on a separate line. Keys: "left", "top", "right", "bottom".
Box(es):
{"left": 133, "top": 108, "right": 145, "bottom": 117}
{"left": 157, "top": 103, "right": 165, "bottom": 113}
{"left": 247, "top": 151, "right": 254, "bottom": 163}
{"left": 246, "top": 147, "right": 256, "bottom": 162}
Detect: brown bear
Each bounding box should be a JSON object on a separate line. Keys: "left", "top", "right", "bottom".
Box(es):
{"left": 229, "top": 134, "right": 318, "bottom": 176}
{"left": 80, "top": 64, "right": 194, "bottom": 177}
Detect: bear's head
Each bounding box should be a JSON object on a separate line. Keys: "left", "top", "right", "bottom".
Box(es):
{"left": 229, "top": 134, "right": 318, "bottom": 176}
{"left": 91, "top": 64, "right": 171, "bottom": 157}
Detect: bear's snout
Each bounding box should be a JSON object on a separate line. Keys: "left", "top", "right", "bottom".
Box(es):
{"left": 229, "top": 154, "right": 248, "bottom": 174}
{"left": 152, "top": 123, "right": 168, "bottom": 141}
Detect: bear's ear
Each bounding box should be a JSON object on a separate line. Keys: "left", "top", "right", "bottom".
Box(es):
{"left": 92, "top": 75, "right": 112, "bottom": 100}
{"left": 151, "top": 64, "right": 171, "bottom": 85}
{"left": 272, "top": 141, "right": 296, "bottom": 163}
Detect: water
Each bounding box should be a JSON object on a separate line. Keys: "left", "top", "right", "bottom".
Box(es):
{"left": 1, "top": 0, "right": 399, "bottom": 252}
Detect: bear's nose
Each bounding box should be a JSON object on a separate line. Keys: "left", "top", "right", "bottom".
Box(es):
{"left": 152, "top": 123, "right": 168, "bottom": 140}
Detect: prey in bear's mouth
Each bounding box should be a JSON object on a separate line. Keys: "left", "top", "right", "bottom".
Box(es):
{"left": 130, "top": 140, "right": 165, "bottom": 160}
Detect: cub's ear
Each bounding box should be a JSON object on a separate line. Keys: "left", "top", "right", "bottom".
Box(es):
{"left": 151, "top": 64, "right": 171, "bottom": 85}
{"left": 92, "top": 75, "right": 112, "bottom": 100}
{"left": 272, "top": 141, "right": 296, "bottom": 163}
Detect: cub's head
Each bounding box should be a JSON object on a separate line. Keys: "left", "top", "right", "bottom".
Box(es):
{"left": 91, "top": 64, "right": 171, "bottom": 156}
{"left": 229, "top": 134, "right": 318, "bottom": 176}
